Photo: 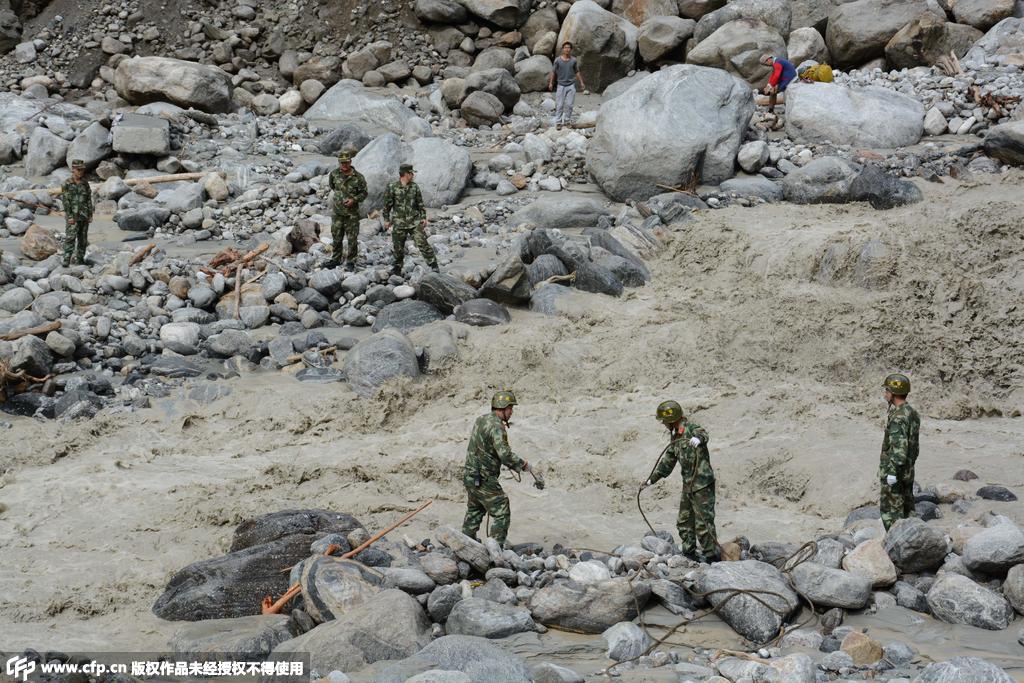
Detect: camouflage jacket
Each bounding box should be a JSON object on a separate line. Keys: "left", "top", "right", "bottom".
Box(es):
{"left": 463, "top": 412, "right": 526, "bottom": 484}
{"left": 649, "top": 422, "right": 714, "bottom": 492}
{"left": 61, "top": 179, "right": 93, "bottom": 220}
{"left": 328, "top": 168, "right": 367, "bottom": 215}
{"left": 879, "top": 403, "right": 920, "bottom": 478}
{"left": 382, "top": 180, "right": 426, "bottom": 227}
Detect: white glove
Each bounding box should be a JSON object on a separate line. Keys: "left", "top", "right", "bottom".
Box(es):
{"left": 689, "top": 436, "right": 701, "bottom": 448}
{"left": 886, "top": 475, "right": 897, "bottom": 486}
{"left": 640, "top": 480, "right": 651, "bottom": 490}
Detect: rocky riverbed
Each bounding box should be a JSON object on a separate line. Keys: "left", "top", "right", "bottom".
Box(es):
{"left": 2, "top": 0, "right": 1024, "bottom": 680}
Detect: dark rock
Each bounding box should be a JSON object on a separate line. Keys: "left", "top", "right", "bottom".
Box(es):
{"left": 884, "top": 518, "right": 947, "bottom": 573}
{"left": 428, "top": 584, "right": 463, "bottom": 621}
{"left": 454, "top": 298, "right": 511, "bottom": 326}
{"left": 298, "top": 556, "right": 383, "bottom": 622}
{"left": 446, "top": 598, "right": 537, "bottom": 638}
{"left": 294, "top": 287, "right": 330, "bottom": 311}
{"left": 417, "top": 272, "right": 478, "bottom": 314}
{"left": 525, "top": 253, "right": 568, "bottom": 288}
{"left": 170, "top": 614, "right": 294, "bottom": 660}
{"left": 915, "top": 500, "right": 941, "bottom": 522}
{"left": 318, "top": 123, "right": 372, "bottom": 156}
{"left": 583, "top": 227, "right": 650, "bottom": 278}
{"left": 977, "top": 485, "right": 1017, "bottom": 501}
{"left": 479, "top": 253, "right": 531, "bottom": 304}
{"left": 115, "top": 206, "right": 171, "bottom": 231}
{"left": 926, "top": 572, "right": 1014, "bottom": 630}
{"left": 546, "top": 244, "right": 624, "bottom": 297}
{"left": 596, "top": 253, "right": 648, "bottom": 287}
{"left": 373, "top": 635, "right": 532, "bottom": 683}
{"left": 914, "top": 657, "right": 1014, "bottom": 683}
{"left": 53, "top": 389, "right": 103, "bottom": 420}
{"left": 529, "top": 283, "right": 573, "bottom": 315}
{"left": 343, "top": 328, "right": 420, "bottom": 398}
{"left": 371, "top": 300, "right": 444, "bottom": 333}
{"left": 848, "top": 165, "right": 924, "bottom": 210}
{"left": 696, "top": 560, "right": 800, "bottom": 643}
{"left": 894, "top": 580, "right": 929, "bottom": 612}
{"left": 147, "top": 356, "right": 205, "bottom": 378}
{"left": 528, "top": 578, "right": 650, "bottom": 634}
{"left": 845, "top": 505, "right": 880, "bottom": 527}
{"left": 231, "top": 509, "right": 365, "bottom": 552}
{"left": 953, "top": 469, "right": 978, "bottom": 481}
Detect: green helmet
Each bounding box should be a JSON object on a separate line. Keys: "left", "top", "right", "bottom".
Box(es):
{"left": 338, "top": 150, "right": 353, "bottom": 162}
{"left": 491, "top": 390, "right": 517, "bottom": 409}
{"left": 656, "top": 400, "right": 683, "bottom": 424}
{"left": 883, "top": 373, "right": 911, "bottom": 396}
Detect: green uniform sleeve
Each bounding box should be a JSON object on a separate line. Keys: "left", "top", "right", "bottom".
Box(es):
{"left": 691, "top": 425, "right": 709, "bottom": 445}
{"left": 649, "top": 441, "right": 678, "bottom": 484}
{"left": 489, "top": 420, "right": 525, "bottom": 472}
{"left": 881, "top": 415, "right": 909, "bottom": 477}
{"left": 328, "top": 170, "right": 340, "bottom": 192}
{"left": 382, "top": 183, "right": 394, "bottom": 221}
{"left": 59, "top": 181, "right": 72, "bottom": 214}
{"left": 354, "top": 172, "right": 368, "bottom": 204}
{"left": 413, "top": 185, "right": 425, "bottom": 221}
{"left": 86, "top": 186, "right": 93, "bottom": 219}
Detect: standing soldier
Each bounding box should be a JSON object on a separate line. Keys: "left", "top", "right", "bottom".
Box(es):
{"left": 327, "top": 150, "right": 367, "bottom": 269}
{"left": 879, "top": 374, "right": 920, "bottom": 530}
{"left": 462, "top": 390, "right": 531, "bottom": 548}
{"left": 61, "top": 159, "right": 93, "bottom": 267}
{"left": 641, "top": 401, "right": 719, "bottom": 563}
{"left": 383, "top": 164, "right": 438, "bottom": 275}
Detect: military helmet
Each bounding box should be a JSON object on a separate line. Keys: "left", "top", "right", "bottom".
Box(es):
{"left": 491, "top": 390, "right": 517, "bottom": 409}
{"left": 883, "top": 373, "right": 911, "bottom": 396}
{"left": 399, "top": 163, "right": 415, "bottom": 175}
{"left": 337, "top": 150, "right": 352, "bottom": 162}
{"left": 70, "top": 159, "right": 86, "bottom": 169}
{"left": 656, "top": 400, "right": 684, "bottom": 424}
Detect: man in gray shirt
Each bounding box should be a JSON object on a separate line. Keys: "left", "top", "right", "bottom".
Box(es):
{"left": 548, "top": 42, "right": 587, "bottom": 129}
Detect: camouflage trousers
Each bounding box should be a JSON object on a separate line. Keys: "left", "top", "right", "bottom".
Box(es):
{"left": 392, "top": 223, "right": 437, "bottom": 269}
{"left": 462, "top": 478, "right": 511, "bottom": 545}
{"left": 63, "top": 217, "right": 89, "bottom": 265}
{"left": 677, "top": 485, "right": 718, "bottom": 560}
{"left": 880, "top": 468, "right": 915, "bottom": 530}
{"left": 331, "top": 211, "right": 359, "bottom": 261}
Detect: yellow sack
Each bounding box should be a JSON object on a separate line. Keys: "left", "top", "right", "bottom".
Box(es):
{"left": 804, "top": 64, "right": 834, "bottom": 83}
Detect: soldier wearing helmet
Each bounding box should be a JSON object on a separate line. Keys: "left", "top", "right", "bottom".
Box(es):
{"left": 880, "top": 373, "right": 921, "bottom": 530}
{"left": 642, "top": 401, "right": 719, "bottom": 562}
{"left": 462, "top": 390, "right": 530, "bottom": 547}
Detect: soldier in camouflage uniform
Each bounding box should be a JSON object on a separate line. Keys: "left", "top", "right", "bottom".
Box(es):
{"left": 383, "top": 164, "right": 438, "bottom": 275}
{"left": 462, "top": 390, "right": 531, "bottom": 546}
{"left": 327, "top": 150, "right": 368, "bottom": 269}
{"left": 60, "top": 159, "right": 93, "bottom": 267}
{"left": 879, "top": 373, "right": 920, "bottom": 530}
{"left": 642, "top": 401, "right": 719, "bottom": 562}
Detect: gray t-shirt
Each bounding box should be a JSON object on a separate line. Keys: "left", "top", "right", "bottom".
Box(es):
{"left": 553, "top": 56, "right": 579, "bottom": 87}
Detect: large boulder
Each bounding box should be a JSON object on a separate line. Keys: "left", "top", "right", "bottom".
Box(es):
{"left": 170, "top": 615, "right": 294, "bottom": 660}
{"left": 67, "top": 122, "right": 112, "bottom": 170}
{"left": 343, "top": 328, "right": 421, "bottom": 397}
{"left": 696, "top": 560, "right": 799, "bottom": 643}
{"left": 884, "top": 518, "right": 948, "bottom": 573}
{"left": 926, "top": 573, "right": 1014, "bottom": 630}
{"left": 790, "top": 563, "right": 872, "bottom": 609}
{"left": 1004, "top": 564, "right": 1024, "bottom": 614}
{"left": 791, "top": 0, "right": 831, "bottom": 31}
{"left": 372, "top": 300, "right": 444, "bottom": 333}
{"left": 693, "top": 0, "right": 792, "bottom": 43}
{"left": 305, "top": 80, "right": 422, "bottom": 134}
{"left": 445, "top": 598, "right": 537, "bottom": 638}
{"left": 460, "top": 91, "right": 505, "bottom": 126}
{"left": 826, "top": 0, "right": 931, "bottom": 67}
{"left": 0, "top": 9, "right": 22, "bottom": 55}
{"left": 454, "top": 298, "right": 511, "bottom": 326}
{"left": 785, "top": 83, "right": 924, "bottom": 148}
{"left": 964, "top": 17, "right": 1024, "bottom": 66}
{"left": 528, "top": 578, "right": 651, "bottom": 633}
{"left": 961, "top": 522, "right": 1024, "bottom": 574}
{"left": 269, "top": 590, "right": 431, "bottom": 677}
{"left": 686, "top": 18, "right": 787, "bottom": 88}
{"left": 479, "top": 254, "right": 532, "bottom": 305}
{"left": 914, "top": 657, "right": 1015, "bottom": 683}
{"left": 459, "top": 0, "right": 530, "bottom": 28}
{"left": 781, "top": 156, "right": 860, "bottom": 204}
{"left": 984, "top": 119, "right": 1024, "bottom": 165}
{"left": 20, "top": 224, "right": 59, "bottom": 261}
{"left": 885, "top": 13, "right": 983, "bottom": 68}
{"left": 152, "top": 534, "right": 319, "bottom": 621}
{"left": 465, "top": 68, "right": 521, "bottom": 111}
{"left": 514, "top": 55, "right": 554, "bottom": 92}
{"left": 841, "top": 538, "right": 897, "bottom": 588}
{"left": 114, "top": 57, "right": 232, "bottom": 113}
{"left": 435, "top": 526, "right": 490, "bottom": 574}
{"left": 612, "top": 0, "right": 681, "bottom": 25}
{"left": 638, "top": 16, "right": 696, "bottom": 62}
{"left": 556, "top": 0, "right": 639, "bottom": 93}
{"left": 847, "top": 164, "right": 923, "bottom": 209}
{"left": 24, "top": 127, "right": 68, "bottom": 177}
{"left": 953, "top": 0, "right": 1014, "bottom": 30}
{"left": 417, "top": 272, "right": 478, "bottom": 314}
{"left": 415, "top": 0, "right": 468, "bottom": 23}
{"left": 410, "top": 136, "right": 472, "bottom": 206}
{"left": 352, "top": 133, "right": 406, "bottom": 213}
{"left": 373, "top": 636, "right": 532, "bottom": 683}
{"left": 509, "top": 196, "right": 610, "bottom": 231}
{"left": 587, "top": 64, "right": 754, "bottom": 201}
{"left": 787, "top": 26, "right": 830, "bottom": 64}
{"left": 230, "top": 509, "right": 364, "bottom": 551}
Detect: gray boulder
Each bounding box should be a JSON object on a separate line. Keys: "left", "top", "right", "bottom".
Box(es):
{"left": 415, "top": 0, "right": 468, "bottom": 24}
{"left": 25, "top": 127, "right": 69, "bottom": 177}
{"left": 231, "top": 509, "right": 364, "bottom": 551}
{"left": 428, "top": 584, "right": 464, "bottom": 621}
{"left": 319, "top": 124, "right": 372, "bottom": 156}
{"left": 788, "top": 26, "right": 829, "bottom": 64}
{"left": 720, "top": 175, "right": 784, "bottom": 202}
{"left": 170, "top": 614, "right": 293, "bottom": 660}
{"left": 353, "top": 133, "right": 406, "bottom": 212}
{"left": 417, "top": 272, "right": 478, "bottom": 314}
{"left": 528, "top": 578, "right": 651, "bottom": 633}
{"left": 514, "top": 55, "right": 553, "bottom": 93}
{"left": 926, "top": 572, "right": 1014, "bottom": 630}
{"left": 466, "top": 68, "right": 521, "bottom": 111}
{"left": 602, "top": 621, "right": 652, "bottom": 661}
{"left": 454, "top": 298, "right": 511, "bottom": 326}
{"left": 461, "top": 91, "right": 504, "bottom": 126}
{"left": 207, "top": 329, "right": 254, "bottom": 358}
{"left": 305, "top": 80, "right": 422, "bottom": 134}
{"left": 479, "top": 254, "right": 532, "bottom": 305}
{"left": 372, "top": 300, "right": 444, "bottom": 333}
{"left": 825, "top": 0, "right": 931, "bottom": 67}
{"left": 611, "top": 0, "right": 679, "bottom": 25}
{"left": 693, "top": 0, "right": 792, "bottom": 43}
{"left": 67, "top": 122, "right": 111, "bottom": 170}
{"left": 686, "top": 18, "right": 786, "bottom": 88}
{"left": 637, "top": 16, "right": 696, "bottom": 63}
{"left": 410, "top": 136, "right": 473, "bottom": 206}
{"left": 884, "top": 518, "right": 948, "bottom": 573}
{"left": 12, "top": 334, "right": 52, "bottom": 376}
{"left": 782, "top": 156, "right": 860, "bottom": 204}
{"left": 885, "top": 13, "right": 983, "bottom": 69}
{"left": 1003, "top": 564, "right": 1024, "bottom": 614}
{"left": 0, "top": 9, "right": 21, "bottom": 55}
{"left": 964, "top": 17, "right": 1024, "bottom": 66}
{"left": 0, "top": 287, "right": 32, "bottom": 313}
{"left": 984, "top": 119, "right": 1024, "bottom": 165}
{"left": 557, "top": 0, "right": 638, "bottom": 93}
{"left": 546, "top": 243, "right": 624, "bottom": 297}
{"left": 459, "top": 0, "right": 529, "bottom": 28}
{"left": 420, "top": 552, "right": 460, "bottom": 585}
{"left": 435, "top": 526, "right": 490, "bottom": 574}
{"left": 115, "top": 57, "right": 233, "bottom": 112}
{"left": 913, "top": 657, "right": 1014, "bottom": 682}
{"left": 848, "top": 165, "right": 924, "bottom": 209}
{"left": 696, "top": 560, "right": 799, "bottom": 643}
{"left": 529, "top": 283, "right": 573, "bottom": 315}
{"left": 384, "top": 567, "right": 437, "bottom": 595}
{"left": 587, "top": 64, "right": 754, "bottom": 201}
{"left": 375, "top": 635, "right": 532, "bottom": 683}
{"left": 953, "top": 0, "right": 1014, "bottom": 30}
{"left": 114, "top": 206, "right": 171, "bottom": 231}
{"left": 962, "top": 522, "right": 1024, "bottom": 574}
{"left": 269, "top": 589, "right": 431, "bottom": 677}
{"left": 112, "top": 114, "right": 170, "bottom": 155}
{"left": 790, "top": 563, "right": 872, "bottom": 609}
{"left": 785, "top": 83, "right": 924, "bottom": 148}
{"left": 343, "top": 328, "right": 421, "bottom": 397}
{"left": 445, "top": 598, "right": 537, "bottom": 638}
{"left": 509, "top": 197, "right": 610, "bottom": 231}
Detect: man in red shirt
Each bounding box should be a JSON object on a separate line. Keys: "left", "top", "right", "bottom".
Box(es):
{"left": 759, "top": 54, "right": 797, "bottom": 119}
